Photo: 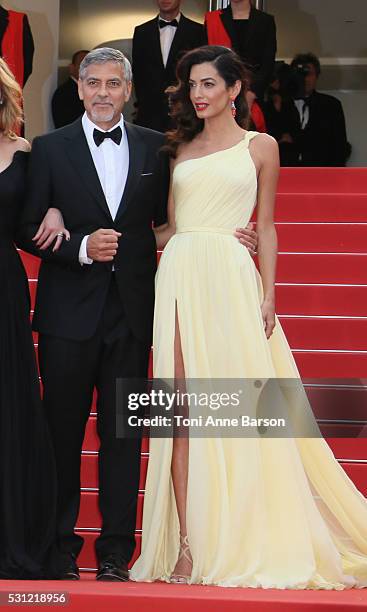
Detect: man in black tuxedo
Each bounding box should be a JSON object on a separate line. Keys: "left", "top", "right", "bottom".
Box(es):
{"left": 19, "top": 48, "right": 169, "bottom": 582}
{"left": 51, "top": 50, "right": 89, "bottom": 128}
{"left": 290, "top": 53, "right": 350, "bottom": 166}
{"left": 132, "top": 0, "right": 205, "bottom": 132}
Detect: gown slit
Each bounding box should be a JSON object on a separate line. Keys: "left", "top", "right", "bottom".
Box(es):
{"left": 171, "top": 301, "right": 190, "bottom": 540}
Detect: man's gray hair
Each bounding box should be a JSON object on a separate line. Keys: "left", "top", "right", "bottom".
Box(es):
{"left": 79, "top": 47, "right": 132, "bottom": 82}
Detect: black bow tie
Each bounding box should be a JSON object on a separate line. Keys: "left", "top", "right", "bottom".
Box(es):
{"left": 159, "top": 18, "right": 178, "bottom": 28}
{"left": 93, "top": 126, "right": 122, "bottom": 147}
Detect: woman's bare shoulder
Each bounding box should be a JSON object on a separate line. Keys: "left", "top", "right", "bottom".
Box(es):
{"left": 14, "top": 137, "right": 31, "bottom": 153}
{"left": 249, "top": 132, "right": 279, "bottom": 162}
{"left": 6, "top": 136, "right": 31, "bottom": 154}
{"left": 250, "top": 132, "right": 278, "bottom": 150}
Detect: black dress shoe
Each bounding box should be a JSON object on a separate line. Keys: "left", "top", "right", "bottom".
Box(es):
{"left": 96, "top": 555, "right": 129, "bottom": 582}
{"left": 58, "top": 554, "right": 80, "bottom": 580}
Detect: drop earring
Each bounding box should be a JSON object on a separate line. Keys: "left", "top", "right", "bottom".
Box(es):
{"left": 231, "top": 98, "right": 236, "bottom": 118}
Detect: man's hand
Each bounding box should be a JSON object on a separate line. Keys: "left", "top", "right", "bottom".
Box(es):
{"left": 234, "top": 223, "right": 258, "bottom": 256}
{"left": 87, "top": 229, "right": 121, "bottom": 262}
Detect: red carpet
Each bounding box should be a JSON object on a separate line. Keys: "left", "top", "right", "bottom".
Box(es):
{"left": 16, "top": 167, "right": 367, "bottom": 608}
{"left": 1, "top": 576, "right": 367, "bottom": 612}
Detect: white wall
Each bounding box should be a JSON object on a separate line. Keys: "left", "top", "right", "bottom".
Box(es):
{"left": 320, "top": 89, "right": 367, "bottom": 167}
{"left": 3, "top": 0, "right": 60, "bottom": 139}
{"left": 59, "top": 0, "right": 206, "bottom": 59}
{"left": 267, "top": 0, "right": 367, "bottom": 60}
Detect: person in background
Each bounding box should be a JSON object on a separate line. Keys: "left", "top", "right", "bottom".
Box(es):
{"left": 132, "top": 0, "right": 205, "bottom": 132}
{"left": 0, "top": 4, "right": 34, "bottom": 135}
{"left": 290, "top": 52, "right": 350, "bottom": 166}
{"left": 205, "top": 0, "right": 276, "bottom": 132}
{"left": 0, "top": 4, "right": 34, "bottom": 87}
{"left": 264, "top": 61, "right": 301, "bottom": 166}
{"left": 51, "top": 50, "right": 89, "bottom": 128}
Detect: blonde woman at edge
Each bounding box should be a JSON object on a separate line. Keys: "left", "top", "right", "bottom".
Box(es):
{"left": 0, "top": 57, "right": 68, "bottom": 578}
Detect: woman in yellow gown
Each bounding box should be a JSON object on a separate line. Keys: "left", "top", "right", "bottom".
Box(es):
{"left": 130, "top": 46, "right": 367, "bottom": 589}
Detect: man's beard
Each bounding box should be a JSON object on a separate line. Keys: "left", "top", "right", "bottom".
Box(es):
{"left": 91, "top": 104, "right": 115, "bottom": 123}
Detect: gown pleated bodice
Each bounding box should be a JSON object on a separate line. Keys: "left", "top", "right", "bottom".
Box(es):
{"left": 174, "top": 133, "right": 257, "bottom": 233}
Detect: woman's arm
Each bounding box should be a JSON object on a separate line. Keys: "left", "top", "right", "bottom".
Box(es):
{"left": 252, "top": 134, "right": 280, "bottom": 338}
{"left": 154, "top": 159, "right": 176, "bottom": 250}
{"left": 14, "top": 139, "right": 70, "bottom": 252}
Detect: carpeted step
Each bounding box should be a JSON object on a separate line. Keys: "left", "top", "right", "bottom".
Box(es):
{"left": 274, "top": 194, "right": 367, "bottom": 222}
{"left": 276, "top": 254, "right": 367, "bottom": 284}
{"left": 279, "top": 317, "right": 367, "bottom": 350}
{"left": 277, "top": 167, "right": 367, "bottom": 193}
{"left": 276, "top": 285, "right": 367, "bottom": 316}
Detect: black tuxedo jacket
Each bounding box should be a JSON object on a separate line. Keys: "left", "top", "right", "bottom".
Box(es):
{"left": 18, "top": 119, "right": 169, "bottom": 344}
{"left": 51, "top": 78, "right": 85, "bottom": 128}
{"left": 132, "top": 13, "right": 205, "bottom": 132}
{"left": 296, "top": 91, "right": 349, "bottom": 166}
{"left": 208, "top": 6, "right": 276, "bottom": 99}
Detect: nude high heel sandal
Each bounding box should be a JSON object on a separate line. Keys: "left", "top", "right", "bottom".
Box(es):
{"left": 169, "top": 535, "right": 192, "bottom": 584}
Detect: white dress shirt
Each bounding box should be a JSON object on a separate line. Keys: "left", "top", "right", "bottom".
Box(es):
{"left": 159, "top": 12, "right": 181, "bottom": 68}
{"left": 294, "top": 98, "right": 310, "bottom": 130}
{"left": 79, "top": 112, "right": 129, "bottom": 264}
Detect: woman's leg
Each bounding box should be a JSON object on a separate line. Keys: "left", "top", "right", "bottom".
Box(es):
{"left": 171, "top": 305, "right": 192, "bottom": 579}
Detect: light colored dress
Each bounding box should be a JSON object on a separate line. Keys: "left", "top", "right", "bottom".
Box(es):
{"left": 130, "top": 131, "right": 367, "bottom": 589}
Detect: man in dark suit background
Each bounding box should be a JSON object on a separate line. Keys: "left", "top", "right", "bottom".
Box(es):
{"left": 51, "top": 50, "right": 89, "bottom": 128}
{"left": 290, "top": 53, "right": 350, "bottom": 166}
{"left": 132, "top": 0, "right": 205, "bottom": 132}
{"left": 19, "top": 48, "right": 169, "bottom": 582}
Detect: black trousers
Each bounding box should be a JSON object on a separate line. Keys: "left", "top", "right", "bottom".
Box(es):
{"left": 38, "top": 276, "right": 150, "bottom": 565}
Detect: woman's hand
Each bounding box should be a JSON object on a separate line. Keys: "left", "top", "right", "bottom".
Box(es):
{"left": 32, "top": 208, "right": 70, "bottom": 252}
{"left": 261, "top": 296, "right": 276, "bottom": 339}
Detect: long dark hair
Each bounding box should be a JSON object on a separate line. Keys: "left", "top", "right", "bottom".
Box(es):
{"left": 164, "top": 45, "right": 250, "bottom": 158}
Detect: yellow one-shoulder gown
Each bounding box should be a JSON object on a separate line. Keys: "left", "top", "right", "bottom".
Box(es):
{"left": 130, "top": 132, "right": 367, "bottom": 589}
